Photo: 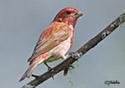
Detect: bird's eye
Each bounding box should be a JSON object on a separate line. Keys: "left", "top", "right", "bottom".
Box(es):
{"left": 66, "top": 11, "right": 71, "bottom": 14}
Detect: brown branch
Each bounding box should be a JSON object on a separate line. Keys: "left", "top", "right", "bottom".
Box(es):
{"left": 21, "top": 11, "right": 125, "bottom": 88}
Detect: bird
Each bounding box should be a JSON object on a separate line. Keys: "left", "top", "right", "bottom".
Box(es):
{"left": 19, "top": 7, "right": 83, "bottom": 82}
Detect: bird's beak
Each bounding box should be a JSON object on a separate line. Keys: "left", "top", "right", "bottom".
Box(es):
{"left": 73, "top": 11, "right": 83, "bottom": 19}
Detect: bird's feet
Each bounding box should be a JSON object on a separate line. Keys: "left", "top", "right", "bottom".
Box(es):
{"left": 69, "top": 51, "right": 81, "bottom": 62}
{"left": 69, "top": 51, "right": 76, "bottom": 58}
{"left": 44, "top": 62, "right": 54, "bottom": 79}
{"left": 44, "top": 62, "right": 53, "bottom": 71}
{"left": 47, "top": 67, "right": 54, "bottom": 79}
{"left": 47, "top": 66, "right": 53, "bottom": 71}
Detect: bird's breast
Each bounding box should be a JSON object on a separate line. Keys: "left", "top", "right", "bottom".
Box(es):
{"left": 46, "top": 31, "right": 74, "bottom": 62}
{"left": 52, "top": 30, "right": 73, "bottom": 53}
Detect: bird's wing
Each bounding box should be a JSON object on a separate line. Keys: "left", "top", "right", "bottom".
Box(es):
{"left": 28, "top": 22, "right": 72, "bottom": 62}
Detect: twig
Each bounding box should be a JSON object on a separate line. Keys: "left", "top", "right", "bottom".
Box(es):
{"left": 21, "top": 11, "right": 125, "bottom": 88}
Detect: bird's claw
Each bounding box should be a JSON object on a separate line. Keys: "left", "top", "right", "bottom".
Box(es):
{"left": 69, "top": 51, "right": 76, "bottom": 59}
{"left": 69, "top": 51, "right": 81, "bottom": 62}
{"left": 47, "top": 67, "right": 54, "bottom": 79}
{"left": 47, "top": 66, "right": 53, "bottom": 71}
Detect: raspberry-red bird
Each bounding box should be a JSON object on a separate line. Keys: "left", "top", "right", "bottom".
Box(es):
{"left": 19, "top": 7, "right": 83, "bottom": 82}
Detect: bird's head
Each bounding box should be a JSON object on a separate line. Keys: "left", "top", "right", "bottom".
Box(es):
{"left": 53, "top": 7, "right": 83, "bottom": 28}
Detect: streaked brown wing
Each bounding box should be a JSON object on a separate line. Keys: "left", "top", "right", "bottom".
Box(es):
{"left": 28, "top": 24, "right": 72, "bottom": 62}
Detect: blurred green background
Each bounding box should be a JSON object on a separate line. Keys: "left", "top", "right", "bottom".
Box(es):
{"left": 0, "top": 0, "right": 125, "bottom": 88}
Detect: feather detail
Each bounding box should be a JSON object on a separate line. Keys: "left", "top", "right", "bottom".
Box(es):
{"left": 20, "top": 7, "right": 83, "bottom": 82}
{"left": 28, "top": 22, "right": 72, "bottom": 62}
{"left": 19, "top": 57, "right": 45, "bottom": 82}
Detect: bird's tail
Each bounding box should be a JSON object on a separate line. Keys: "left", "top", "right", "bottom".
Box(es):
{"left": 19, "top": 58, "right": 44, "bottom": 82}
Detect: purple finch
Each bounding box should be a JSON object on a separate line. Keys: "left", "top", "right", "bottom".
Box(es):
{"left": 19, "top": 7, "right": 83, "bottom": 82}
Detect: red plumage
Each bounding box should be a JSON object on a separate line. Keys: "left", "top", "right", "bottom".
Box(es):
{"left": 19, "top": 7, "right": 83, "bottom": 82}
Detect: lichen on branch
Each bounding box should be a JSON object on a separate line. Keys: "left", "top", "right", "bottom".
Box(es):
{"left": 21, "top": 11, "right": 125, "bottom": 88}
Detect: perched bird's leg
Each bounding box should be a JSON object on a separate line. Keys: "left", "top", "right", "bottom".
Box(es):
{"left": 44, "top": 62, "right": 54, "bottom": 79}
{"left": 19, "top": 7, "right": 83, "bottom": 82}
{"left": 69, "top": 51, "right": 76, "bottom": 58}
{"left": 44, "top": 62, "right": 52, "bottom": 71}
